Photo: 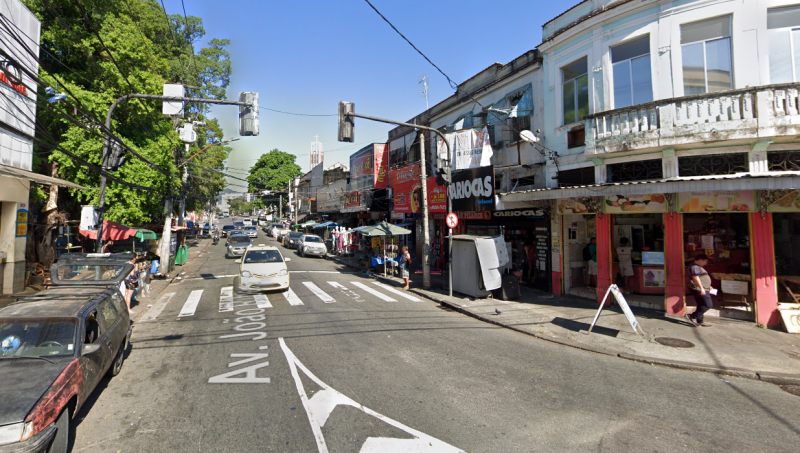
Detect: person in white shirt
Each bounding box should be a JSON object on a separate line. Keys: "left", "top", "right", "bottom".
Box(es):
{"left": 614, "top": 237, "right": 634, "bottom": 293}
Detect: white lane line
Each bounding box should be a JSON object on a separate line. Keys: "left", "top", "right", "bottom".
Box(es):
{"left": 254, "top": 294, "right": 273, "bottom": 309}
{"left": 283, "top": 288, "right": 304, "bottom": 306}
{"left": 302, "top": 281, "right": 335, "bottom": 303}
{"left": 350, "top": 281, "right": 397, "bottom": 302}
{"left": 372, "top": 282, "right": 421, "bottom": 302}
{"left": 139, "top": 292, "right": 175, "bottom": 322}
{"left": 178, "top": 290, "right": 204, "bottom": 317}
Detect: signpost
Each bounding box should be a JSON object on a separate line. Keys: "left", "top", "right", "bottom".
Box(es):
{"left": 446, "top": 213, "right": 458, "bottom": 229}
{"left": 588, "top": 284, "right": 645, "bottom": 341}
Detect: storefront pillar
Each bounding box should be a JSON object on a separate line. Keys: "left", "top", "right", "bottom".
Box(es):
{"left": 750, "top": 213, "right": 780, "bottom": 327}
{"left": 596, "top": 213, "right": 612, "bottom": 305}
{"left": 664, "top": 212, "right": 685, "bottom": 315}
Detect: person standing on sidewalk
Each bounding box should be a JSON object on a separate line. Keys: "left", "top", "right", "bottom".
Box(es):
{"left": 587, "top": 237, "right": 597, "bottom": 287}
{"left": 399, "top": 246, "right": 412, "bottom": 290}
{"left": 686, "top": 254, "right": 713, "bottom": 327}
{"left": 613, "top": 237, "right": 634, "bottom": 293}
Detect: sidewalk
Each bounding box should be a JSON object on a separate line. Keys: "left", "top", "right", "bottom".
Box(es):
{"left": 328, "top": 254, "right": 800, "bottom": 384}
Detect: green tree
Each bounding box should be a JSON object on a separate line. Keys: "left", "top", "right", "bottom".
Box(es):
{"left": 247, "top": 150, "right": 303, "bottom": 193}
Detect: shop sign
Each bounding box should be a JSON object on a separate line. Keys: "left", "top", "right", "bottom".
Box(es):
{"left": 389, "top": 163, "right": 420, "bottom": 187}
{"left": 393, "top": 179, "right": 422, "bottom": 214}
{"left": 15, "top": 208, "right": 27, "bottom": 237}
{"left": 604, "top": 194, "right": 667, "bottom": 214}
{"left": 374, "top": 144, "right": 388, "bottom": 188}
{"left": 437, "top": 127, "right": 493, "bottom": 170}
{"left": 343, "top": 191, "right": 361, "bottom": 208}
{"left": 678, "top": 191, "right": 754, "bottom": 213}
{"left": 556, "top": 198, "right": 595, "bottom": 215}
{"left": 351, "top": 152, "right": 373, "bottom": 179}
{"left": 431, "top": 211, "right": 491, "bottom": 220}
{"left": 427, "top": 177, "right": 447, "bottom": 212}
{"left": 391, "top": 212, "right": 405, "bottom": 220}
{"left": 767, "top": 189, "right": 800, "bottom": 212}
{"left": 449, "top": 166, "right": 495, "bottom": 212}
{"left": 643, "top": 269, "right": 666, "bottom": 288}
{"left": 492, "top": 209, "right": 547, "bottom": 219}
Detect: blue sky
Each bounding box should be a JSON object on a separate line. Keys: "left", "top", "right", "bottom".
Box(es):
{"left": 163, "top": 0, "right": 571, "bottom": 189}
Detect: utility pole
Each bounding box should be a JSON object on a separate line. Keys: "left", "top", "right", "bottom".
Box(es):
{"left": 179, "top": 143, "right": 190, "bottom": 226}
{"left": 419, "top": 129, "right": 431, "bottom": 289}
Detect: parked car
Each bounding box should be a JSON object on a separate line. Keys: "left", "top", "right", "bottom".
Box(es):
{"left": 235, "top": 245, "right": 290, "bottom": 292}
{"left": 221, "top": 225, "right": 235, "bottom": 238}
{"left": 283, "top": 232, "right": 304, "bottom": 249}
{"left": 0, "top": 253, "right": 132, "bottom": 453}
{"left": 243, "top": 225, "right": 258, "bottom": 238}
{"left": 298, "top": 234, "right": 327, "bottom": 258}
{"left": 226, "top": 235, "right": 252, "bottom": 258}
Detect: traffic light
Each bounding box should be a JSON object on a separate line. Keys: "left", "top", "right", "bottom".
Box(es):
{"left": 435, "top": 166, "right": 451, "bottom": 186}
{"left": 239, "top": 92, "right": 259, "bottom": 136}
{"left": 104, "top": 140, "right": 127, "bottom": 171}
{"left": 338, "top": 101, "right": 354, "bottom": 142}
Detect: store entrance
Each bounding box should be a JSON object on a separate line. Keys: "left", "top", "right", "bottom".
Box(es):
{"left": 611, "top": 214, "right": 664, "bottom": 295}
{"left": 773, "top": 213, "right": 800, "bottom": 303}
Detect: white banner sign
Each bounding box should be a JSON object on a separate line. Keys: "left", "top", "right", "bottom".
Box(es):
{"left": 437, "top": 127, "right": 493, "bottom": 171}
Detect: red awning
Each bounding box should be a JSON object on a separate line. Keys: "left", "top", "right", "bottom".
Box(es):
{"left": 79, "top": 220, "right": 139, "bottom": 241}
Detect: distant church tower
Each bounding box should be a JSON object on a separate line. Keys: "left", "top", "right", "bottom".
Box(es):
{"left": 310, "top": 134, "right": 323, "bottom": 168}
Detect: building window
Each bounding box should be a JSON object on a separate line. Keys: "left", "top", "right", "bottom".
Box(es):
{"left": 503, "top": 115, "right": 532, "bottom": 143}
{"left": 562, "top": 58, "right": 589, "bottom": 125}
{"left": 607, "top": 159, "right": 663, "bottom": 183}
{"left": 557, "top": 167, "right": 595, "bottom": 187}
{"left": 611, "top": 36, "right": 653, "bottom": 108}
{"left": 767, "top": 151, "right": 800, "bottom": 171}
{"left": 567, "top": 127, "right": 585, "bottom": 149}
{"left": 681, "top": 16, "right": 733, "bottom": 95}
{"left": 678, "top": 153, "right": 747, "bottom": 176}
{"left": 768, "top": 5, "right": 800, "bottom": 84}
{"left": 510, "top": 175, "right": 537, "bottom": 189}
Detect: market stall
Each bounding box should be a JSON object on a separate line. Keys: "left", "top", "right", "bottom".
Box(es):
{"left": 358, "top": 222, "right": 412, "bottom": 277}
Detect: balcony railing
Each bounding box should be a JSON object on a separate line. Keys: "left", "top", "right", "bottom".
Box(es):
{"left": 585, "top": 83, "right": 800, "bottom": 155}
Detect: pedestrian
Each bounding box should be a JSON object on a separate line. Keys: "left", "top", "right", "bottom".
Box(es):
{"left": 686, "top": 254, "right": 713, "bottom": 327}
{"left": 123, "top": 258, "right": 139, "bottom": 316}
{"left": 525, "top": 239, "right": 536, "bottom": 283}
{"left": 587, "top": 237, "right": 597, "bottom": 287}
{"left": 399, "top": 245, "right": 412, "bottom": 290}
{"left": 614, "top": 237, "right": 634, "bottom": 293}
{"left": 102, "top": 239, "right": 114, "bottom": 253}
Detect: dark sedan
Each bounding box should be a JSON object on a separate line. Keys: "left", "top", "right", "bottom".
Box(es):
{"left": 221, "top": 225, "right": 235, "bottom": 238}
{"left": 283, "top": 232, "right": 304, "bottom": 249}
{"left": 0, "top": 254, "right": 132, "bottom": 453}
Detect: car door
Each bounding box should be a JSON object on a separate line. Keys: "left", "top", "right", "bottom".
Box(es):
{"left": 79, "top": 307, "right": 105, "bottom": 391}
{"left": 96, "top": 297, "right": 123, "bottom": 373}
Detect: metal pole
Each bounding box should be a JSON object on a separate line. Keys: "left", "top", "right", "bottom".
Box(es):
{"left": 179, "top": 144, "right": 189, "bottom": 226}
{"left": 419, "top": 130, "right": 431, "bottom": 290}
{"left": 447, "top": 155, "right": 453, "bottom": 297}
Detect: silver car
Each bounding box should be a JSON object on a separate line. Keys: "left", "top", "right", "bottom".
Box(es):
{"left": 298, "top": 234, "right": 327, "bottom": 258}
{"left": 226, "top": 235, "right": 252, "bottom": 258}
{"left": 243, "top": 225, "right": 258, "bottom": 238}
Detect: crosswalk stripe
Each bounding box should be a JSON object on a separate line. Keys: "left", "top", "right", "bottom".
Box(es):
{"left": 349, "top": 281, "right": 396, "bottom": 302}
{"left": 178, "top": 290, "right": 204, "bottom": 317}
{"left": 254, "top": 294, "right": 273, "bottom": 308}
{"left": 140, "top": 292, "right": 175, "bottom": 322}
{"left": 302, "top": 281, "right": 335, "bottom": 303}
{"left": 283, "top": 288, "right": 304, "bottom": 306}
{"left": 372, "top": 282, "right": 421, "bottom": 302}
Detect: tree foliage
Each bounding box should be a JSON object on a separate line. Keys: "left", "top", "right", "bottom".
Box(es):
{"left": 24, "top": 0, "right": 233, "bottom": 225}
{"left": 247, "top": 149, "right": 303, "bottom": 193}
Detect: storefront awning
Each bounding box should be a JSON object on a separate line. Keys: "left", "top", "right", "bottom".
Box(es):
{"left": 0, "top": 163, "right": 87, "bottom": 190}
{"left": 499, "top": 173, "right": 800, "bottom": 203}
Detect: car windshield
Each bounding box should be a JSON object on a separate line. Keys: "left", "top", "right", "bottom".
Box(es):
{"left": 0, "top": 318, "right": 77, "bottom": 359}
{"left": 243, "top": 250, "right": 284, "bottom": 263}
{"left": 54, "top": 265, "right": 126, "bottom": 282}
{"left": 304, "top": 236, "right": 323, "bottom": 243}
{"left": 234, "top": 221, "right": 244, "bottom": 226}
{"left": 230, "top": 236, "right": 251, "bottom": 244}
{"left": 222, "top": 225, "right": 234, "bottom": 230}
{"left": 289, "top": 232, "right": 304, "bottom": 239}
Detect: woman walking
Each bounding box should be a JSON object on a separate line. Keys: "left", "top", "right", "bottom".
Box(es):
{"left": 123, "top": 259, "right": 139, "bottom": 315}
{"left": 399, "top": 246, "right": 412, "bottom": 290}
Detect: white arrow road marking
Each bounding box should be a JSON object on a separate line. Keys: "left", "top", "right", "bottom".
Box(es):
{"left": 372, "top": 282, "right": 421, "bottom": 302}
{"left": 178, "top": 290, "right": 204, "bottom": 317}
{"left": 139, "top": 292, "right": 175, "bottom": 322}
{"left": 302, "top": 282, "right": 335, "bottom": 303}
{"left": 279, "top": 338, "right": 463, "bottom": 453}
{"left": 283, "top": 288, "right": 304, "bottom": 306}
{"left": 327, "top": 282, "right": 362, "bottom": 302}
{"left": 350, "top": 281, "right": 397, "bottom": 302}
{"left": 254, "top": 294, "right": 272, "bottom": 308}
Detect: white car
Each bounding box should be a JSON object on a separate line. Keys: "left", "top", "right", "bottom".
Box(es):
{"left": 235, "top": 245, "right": 291, "bottom": 291}
{"left": 243, "top": 225, "right": 258, "bottom": 238}
{"left": 298, "top": 234, "right": 327, "bottom": 258}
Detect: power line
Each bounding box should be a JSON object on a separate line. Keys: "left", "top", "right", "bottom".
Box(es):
{"left": 259, "top": 106, "right": 336, "bottom": 117}
{"left": 179, "top": 0, "right": 201, "bottom": 83}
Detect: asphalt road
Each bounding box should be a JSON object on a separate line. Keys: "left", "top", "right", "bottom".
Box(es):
{"left": 69, "top": 220, "right": 800, "bottom": 453}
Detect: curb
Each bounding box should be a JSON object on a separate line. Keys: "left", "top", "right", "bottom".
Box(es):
{"left": 327, "top": 256, "right": 800, "bottom": 385}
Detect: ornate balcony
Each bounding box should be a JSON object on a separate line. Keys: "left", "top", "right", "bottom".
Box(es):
{"left": 585, "top": 83, "right": 800, "bottom": 155}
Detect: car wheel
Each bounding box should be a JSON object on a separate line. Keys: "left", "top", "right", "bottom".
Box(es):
{"left": 47, "top": 407, "right": 70, "bottom": 453}
{"left": 106, "top": 343, "right": 125, "bottom": 378}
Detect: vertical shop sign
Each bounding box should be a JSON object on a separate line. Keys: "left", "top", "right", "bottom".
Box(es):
{"left": 374, "top": 144, "right": 388, "bottom": 188}
{"left": 15, "top": 206, "right": 28, "bottom": 237}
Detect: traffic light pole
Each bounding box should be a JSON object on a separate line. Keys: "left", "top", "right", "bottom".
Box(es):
{"left": 95, "top": 94, "right": 254, "bottom": 252}
{"left": 345, "top": 112, "right": 453, "bottom": 296}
